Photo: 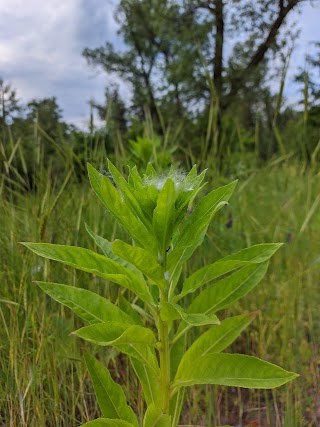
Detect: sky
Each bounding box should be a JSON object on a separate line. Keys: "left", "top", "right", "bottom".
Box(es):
{"left": 1, "top": 0, "right": 320, "bottom": 128}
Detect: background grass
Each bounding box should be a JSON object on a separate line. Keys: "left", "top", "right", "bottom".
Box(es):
{"left": 1, "top": 152, "right": 319, "bottom": 426}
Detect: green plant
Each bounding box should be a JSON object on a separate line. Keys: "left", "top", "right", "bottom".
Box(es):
{"left": 23, "top": 161, "right": 298, "bottom": 427}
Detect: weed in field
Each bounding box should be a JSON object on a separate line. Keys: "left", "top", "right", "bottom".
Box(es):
{"left": 23, "top": 161, "right": 298, "bottom": 427}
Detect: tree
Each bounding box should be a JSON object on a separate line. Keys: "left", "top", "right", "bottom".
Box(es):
{"left": 0, "top": 78, "right": 21, "bottom": 142}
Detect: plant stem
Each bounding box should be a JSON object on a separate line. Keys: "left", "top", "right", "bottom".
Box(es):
{"left": 159, "top": 288, "right": 171, "bottom": 414}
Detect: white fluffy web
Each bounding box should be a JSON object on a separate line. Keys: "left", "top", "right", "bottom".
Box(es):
{"left": 143, "top": 169, "right": 194, "bottom": 191}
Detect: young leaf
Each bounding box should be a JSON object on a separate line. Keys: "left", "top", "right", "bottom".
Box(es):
{"left": 87, "top": 164, "right": 158, "bottom": 255}
{"left": 107, "top": 159, "right": 151, "bottom": 230}
{"left": 173, "top": 180, "right": 238, "bottom": 253}
{"left": 22, "top": 243, "right": 153, "bottom": 303}
{"left": 188, "top": 262, "right": 269, "bottom": 316}
{"left": 143, "top": 404, "right": 171, "bottom": 427}
{"left": 81, "top": 420, "right": 137, "bottom": 427}
{"left": 85, "top": 224, "right": 144, "bottom": 280}
{"left": 177, "top": 243, "right": 283, "bottom": 300}
{"left": 73, "top": 322, "right": 156, "bottom": 347}
{"left": 177, "top": 314, "right": 255, "bottom": 374}
{"left": 84, "top": 353, "right": 138, "bottom": 426}
{"left": 167, "top": 180, "right": 237, "bottom": 297}
{"left": 112, "top": 240, "right": 167, "bottom": 289}
{"left": 173, "top": 353, "right": 298, "bottom": 389}
{"left": 152, "top": 178, "right": 176, "bottom": 253}
{"left": 37, "top": 282, "right": 136, "bottom": 325}
{"left": 160, "top": 302, "right": 220, "bottom": 327}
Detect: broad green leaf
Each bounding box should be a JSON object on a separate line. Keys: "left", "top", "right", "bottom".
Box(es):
{"left": 85, "top": 224, "right": 144, "bottom": 280}
{"left": 22, "top": 243, "right": 152, "bottom": 303}
{"left": 87, "top": 164, "right": 158, "bottom": 255}
{"left": 143, "top": 404, "right": 171, "bottom": 427}
{"left": 112, "top": 240, "right": 167, "bottom": 289}
{"left": 177, "top": 314, "right": 255, "bottom": 374}
{"left": 152, "top": 178, "right": 176, "bottom": 253}
{"left": 37, "top": 282, "right": 135, "bottom": 325}
{"left": 73, "top": 322, "right": 156, "bottom": 347}
{"left": 81, "top": 419, "right": 136, "bottom": 427}
{"left": 130, "top": 358, "right": 160, "bottom": 405}
{"left": 160, "top": 302, "right": 220, "bottom": 327}
{"left": 84, "top": 353, "right": 138, "bottom": 426}
{"left": 75, "top": 323, "right": 159, "bottom": 374}
{"left": 178, "top": 243, "right": 283, "bottom": 300}
{"left": 188, "top": 262, "right": 269, "bottom": 315}
{"left": 173, "top": 353, "right": 298, "bottom": 389}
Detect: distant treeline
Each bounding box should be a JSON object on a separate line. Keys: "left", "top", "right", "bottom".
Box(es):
{"left": 1, "top": 1, "right": 320, "bottom": 190}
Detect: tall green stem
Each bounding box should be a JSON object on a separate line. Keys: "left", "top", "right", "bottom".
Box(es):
{"left": 158, "top": 249, "right": 171, "bottom": 414}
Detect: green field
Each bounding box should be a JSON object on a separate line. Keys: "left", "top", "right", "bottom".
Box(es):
{"left": 1, "top": 156, "right": 319, "bottom": 426}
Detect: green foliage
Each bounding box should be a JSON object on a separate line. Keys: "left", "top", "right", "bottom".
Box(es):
{"left": 24, "top": 161, "right": 298, "bottom": 426}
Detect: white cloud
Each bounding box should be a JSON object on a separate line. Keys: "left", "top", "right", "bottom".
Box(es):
{"left": 0, "top": 0, "right": 124, "bottom": 127}
{"left": 0, "top": 0, "right": 320, "bottom": 126}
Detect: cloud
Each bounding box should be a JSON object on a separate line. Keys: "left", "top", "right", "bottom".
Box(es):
{"left": 0, "top": 0, "right": 320, "bottom": 126}
{"left": 0, "top": 0, "right": 126, "bottom": 128}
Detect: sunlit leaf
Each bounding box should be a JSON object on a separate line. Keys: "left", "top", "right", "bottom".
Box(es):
{"left": 73, "top": 322, "right": 156, "bottom": 347}
{"left": 177, "top": 314, "right": 255, "bottom": 373}
{"left": 188, "top": 262, "right": 269, "bottom": 315}
{"left": 112, "top": 240, "right": 167, "bottom": 289}
{"left": 37, "top": 282, "right": 135, "bottom": 325}
{"left": 174, "top": 353, "right": 299, "bottom": 389}
{"left": 22, "top": 243, "right": 152, "bottom": 303}
{"left": 178, "top": 243, "right": 283, "bottom": 300}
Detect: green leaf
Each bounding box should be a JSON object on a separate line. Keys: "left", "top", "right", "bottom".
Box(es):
{"left": 73, "top": 322, "right": 156, "bottom": 347}
{"left": 112, "top": 240, "right": 167, "bottom": 289}
{"left": 178, "top": 243, "right": 283, "bottom": 300}
{"left": 81, "top": 420, "right": 136, "bottom": 427}
{"left": 173, "top": 180, "right": 237, "bottom": 254}
{"left": 130, "top": 358, "right": 160, "bottom": 406}
{"left": 107, "top": 160, "right": 151, "bottom": 230}
{"left": 177, "top": 314, "right": 255, "bottom": 374}
{"left": 75, "top": 323, "right": 159, "bottom": 374}
{"left": 188, "top": 262, "right": 269, "bottom": 315}
{"left": 143, "top": 404, "right": 171, "bottom": 427}
{"left": 169, "top": 388, "right": 185, "bottom": 427}
{"left": 152, "top": 178, "right": 176, "bottom": 253}
{"left": 118, "top": 294, "right": 144, "bottom": 326}
{"left": 85, "top": 224, "right": 144, "bottom": 279}
{"left": 84, "top": 353, "right": 138, "bottom": 426}
{"left": 173, "top": 353, "right": 298, "bottom": 389}
{"left": 160, "top": 302, "right": 220, "bottom": 326}
{"left": 167, "top": 182, "right": 237, "bottom": 297}
{"left": 87, "top": 164, "right": 158, "bottom": 255}
{"left": 22, "top": 243, "right": 152, "bottom": 303}
{"left": 37, "top": 282, "right": 136, "bottom": 325}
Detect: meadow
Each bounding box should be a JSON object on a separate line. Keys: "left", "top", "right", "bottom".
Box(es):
{"left": 1, "top": 138, "right": 319, "bottom": 426}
